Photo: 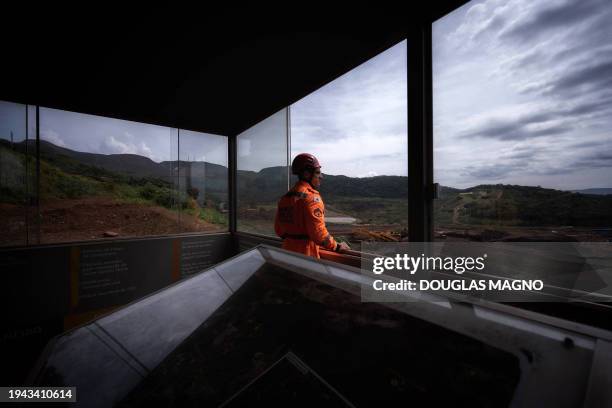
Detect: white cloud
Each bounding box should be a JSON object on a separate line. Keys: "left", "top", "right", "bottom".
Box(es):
{"left": 237, "top": 138, "right": 251, "bottom": 157}
{"left": 291, "top": 40, "right": 407, "bottom": 177}
{"left": 41, "top": 129, "right": 66, "bottom": 147}
{"left": 100, "top": 134, "right": 156, "bottom": 161}
{"left": 358, "top": 171, "right": 379, "bottom": 177}
{"left": 433, "top": 0, "right": 612, "bottom": 190}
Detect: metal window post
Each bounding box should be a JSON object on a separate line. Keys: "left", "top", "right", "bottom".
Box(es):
{"left": 228, "top": 133, "right": 237, "bottom": 234}
{"left": 407, "top": 23, "right": 434, "bottom": 242}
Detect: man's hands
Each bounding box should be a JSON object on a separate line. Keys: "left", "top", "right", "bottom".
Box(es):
{"left": 335, "top": 241, "right": 351, "bottom": 253}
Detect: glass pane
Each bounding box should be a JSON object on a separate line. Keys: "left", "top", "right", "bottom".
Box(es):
{"left": 26, "top": 105, "right": 39, "bottom": 245}
{"left": 237, "top": 108, "right": 289, "bottom": 236}
{"left": 433, "top": 0, "right": 612, "bottom": 242}
{"left": 290, "top": 40, "right": 408, "bottom": 250}
{"left": 178, "top": 129, "right": 228, "bottom": 232}
{"left": 0, "top": 100, "right": 29, "bottom": 247}
{"left": 38, "top": 107, "right": 179, "bottom": 244}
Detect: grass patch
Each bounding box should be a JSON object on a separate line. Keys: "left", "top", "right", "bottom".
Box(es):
{"left": 199, "top": 206, "right": 228, "bottom": 226}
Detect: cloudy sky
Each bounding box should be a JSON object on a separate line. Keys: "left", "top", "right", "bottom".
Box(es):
{"left": 3, "top": 0, "right": 610, "bottom": 188}
{"left": 0, "top": 101, "right": 33, "bottom": 142}
{"left": 433, "top": 0, "right": 612, "bottom": 189}
{"left": 237, "top": 108, "right": 287, "bottom": 171}
{"left": 291, "top": 40, "right": 408, "bottom": 178}
{"left": 3, "top": 106, "right": 228, "bottom": 166}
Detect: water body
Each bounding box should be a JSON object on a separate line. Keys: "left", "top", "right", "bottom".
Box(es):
{"left": 326, "top": 216, "right": 357, "bottom": 224}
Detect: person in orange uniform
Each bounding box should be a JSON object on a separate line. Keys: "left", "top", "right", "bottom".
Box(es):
{"left": 274, "top": 153, "right": 350, "bottom": 259}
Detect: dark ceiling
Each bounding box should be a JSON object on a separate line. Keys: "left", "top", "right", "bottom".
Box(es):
{"left": 1, "top": 2, "right": 467, "bottom": 136}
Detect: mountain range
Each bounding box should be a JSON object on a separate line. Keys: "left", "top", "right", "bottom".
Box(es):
{"left": 2, "top": 139, "right": 611, "bottom": 227}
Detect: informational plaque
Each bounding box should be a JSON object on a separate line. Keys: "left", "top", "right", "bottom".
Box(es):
{"left": 71, "top": 240, "right": 174, "bottom": 313}
{"left": 180, "top": 234, "right": 233, "bottom": 278}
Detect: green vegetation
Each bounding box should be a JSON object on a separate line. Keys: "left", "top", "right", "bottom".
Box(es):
{"left": 2, "top": 140, "right": 610, "bottom": 231}
{"left": 237, "top": 168, "right": 611, "bottom": 229}
{"left": 435, "top": 184, "right": 612, "bottom": 227}
{"left": 40, "top": 159, "right": 101, "bottom": 199}
{"left": 199, "top": 206, "right": 228, "bottom": 226}
{"left": 326, "top": 196, "right": 407, "bottom": 226}
{"left": 0, "top": 142, "right": 227, "bottom": 227}
{"left": 38, "top": 155, "right": 178, "bottom": 208}
{"left": 0, "top": 144, "right": 35, "bottom": 204}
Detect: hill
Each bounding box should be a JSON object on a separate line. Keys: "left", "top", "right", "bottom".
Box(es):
{"left": 2, "top": 139, "right": 229, "bottom": 198}
{"left": 435, "top": 184, "right": 612, "bottom": 227}
{"left": 571, "top": 188, "right": 612, "bottom": 196}
{"left": 2, "top": 139, "right": 610, "bottom": 228}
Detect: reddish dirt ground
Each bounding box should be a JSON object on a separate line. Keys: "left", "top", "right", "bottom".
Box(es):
{"left": 0, "top": 197, "right": 226, "bottom": 246}
{"left": 0, "top": 202, "right": 29, "bottom": 246}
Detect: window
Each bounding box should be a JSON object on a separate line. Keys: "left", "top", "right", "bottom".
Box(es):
{"left": 1, "top": 104, "right": 230, "bottom": 246}
{"left": 236, "top": 108, "right": 289, "bottom": 236}
{"left": 0, "top": 101, "right": 36, "bottom": 247}
{"left": 178, "top": 130, "right": 228, "bottom": 232}
{"left": 38, "top": 107, "right": 179, "bottom": 244}
{"left": 433, "top": 0, "right": 612, "bottom": 242}
{"left": 290, "top": 40, "right": 408, "bottom": 249}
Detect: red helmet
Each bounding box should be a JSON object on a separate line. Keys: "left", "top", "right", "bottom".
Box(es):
{"left": 291, "top": 153, "right": 321, "bottom": 175}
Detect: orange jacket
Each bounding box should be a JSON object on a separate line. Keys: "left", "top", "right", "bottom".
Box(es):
{"left": 274, "top": 180, "right": 337, "bottom": 259}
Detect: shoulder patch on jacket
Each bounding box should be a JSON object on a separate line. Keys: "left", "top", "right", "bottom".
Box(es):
{"left": 285, "top": 191, "right": 308, "bottom": 199}
{"left": 313, "top": 207, "right": 323, "bottom": 218}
